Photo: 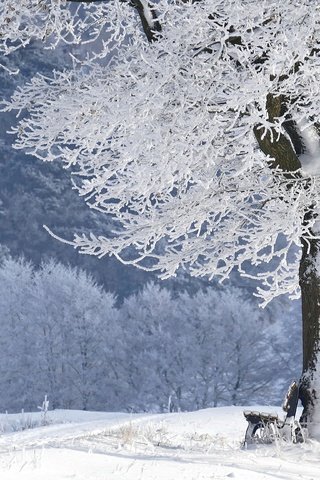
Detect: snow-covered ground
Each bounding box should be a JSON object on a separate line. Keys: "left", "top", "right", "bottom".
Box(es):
{"left": 0, "top": 406, "right": 319, "bottom": 479}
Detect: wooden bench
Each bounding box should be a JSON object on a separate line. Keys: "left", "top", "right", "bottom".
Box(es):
{"left": 243, "top": 381, "right": 304, "bottom": 445}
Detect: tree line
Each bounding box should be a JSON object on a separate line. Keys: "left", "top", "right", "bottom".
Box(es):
{"left": 0, "top": 253, "right": 300, "bottom": 413}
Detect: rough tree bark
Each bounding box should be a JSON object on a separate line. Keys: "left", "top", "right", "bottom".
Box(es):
{"left": 299, "top": 232, "right": 320, "bottom": 429}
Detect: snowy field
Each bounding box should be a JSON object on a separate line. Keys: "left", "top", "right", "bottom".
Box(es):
{"left": 0, "top": 407, "right": 319, "bottom": 480}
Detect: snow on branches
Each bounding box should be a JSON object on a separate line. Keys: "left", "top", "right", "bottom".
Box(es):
{"left": 0, "top": 1, "right": 75, "bottom": 65}
{"left": 0, "top": 0, "right": 137, "bottom": 71}
{"left": 3, "top": 0, "right": 320, "bottom": 303}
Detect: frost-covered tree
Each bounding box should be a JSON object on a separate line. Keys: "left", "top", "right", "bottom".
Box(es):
{"left": 0, "top": 257, "right": 39, "bottom": 411}
{"left": 0, "top": 256, "right": 119, "bottom": 412}
{"left": 31, "top": 260, "right": 119, "bottom": 409}
{"left": 177, "top": 288, "right": 278, "bottom": 408}
{"left": 3, "top": 0, "right": 320, "bottom": 432}
{"left": 119, "top": 283, "right": 295, "bottom": 411}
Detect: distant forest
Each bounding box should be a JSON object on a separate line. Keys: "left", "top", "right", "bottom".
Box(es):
{"left": 0, "top": 256, "right": 300, "bottom": 412}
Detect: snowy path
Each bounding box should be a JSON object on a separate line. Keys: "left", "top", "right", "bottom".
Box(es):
{"left": 0, "top": 407, "right": 319, "bottom": 479}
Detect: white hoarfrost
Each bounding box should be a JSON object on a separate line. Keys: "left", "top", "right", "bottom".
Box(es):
{"left": 139, "top": 0, "right": 155, "bottom": 29}
{"left": 0, "top": 0, "right": 137, "bottom": 71}
{"left": 297, "top": 118, "right": 320, "bottom": 176}
{"left": 3, "top": 0, "right": 320, "bottom": 305}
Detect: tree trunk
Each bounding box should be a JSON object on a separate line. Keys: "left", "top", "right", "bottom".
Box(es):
{"left": 299, "top": 232, "right": 320, "bottom": 433}
{"left": 253, "top": 93, "right": 320, "bottom": 433}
